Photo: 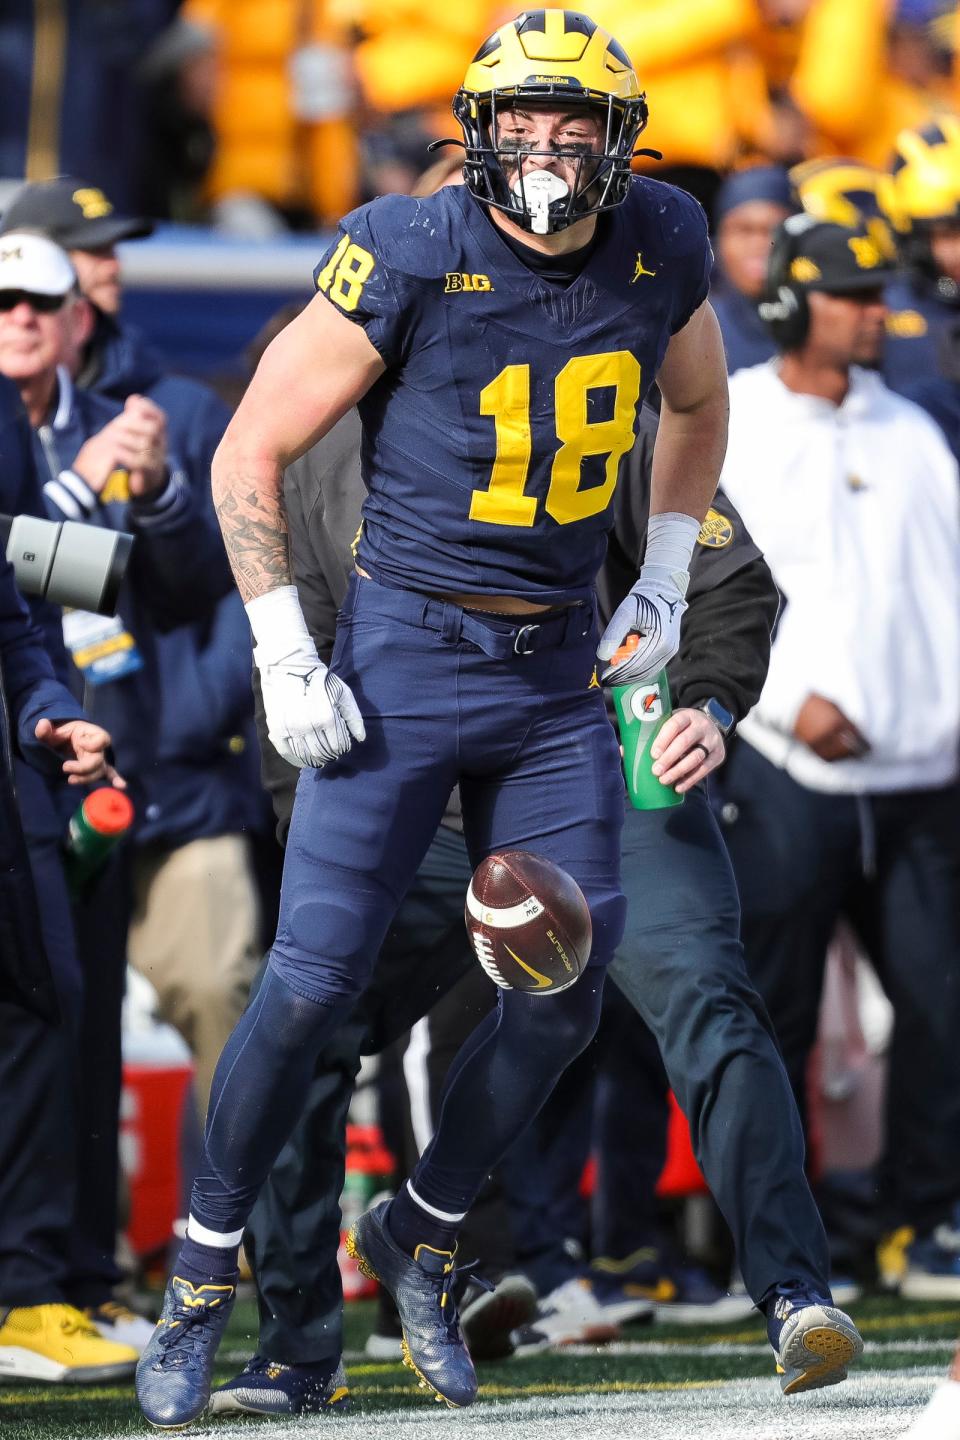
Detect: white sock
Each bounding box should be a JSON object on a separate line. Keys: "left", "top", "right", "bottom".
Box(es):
{"left": 185, "top": 1216, "right": 244, "bottom": 1249}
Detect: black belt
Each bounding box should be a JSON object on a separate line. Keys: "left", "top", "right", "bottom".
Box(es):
{"left": 422, "top": 596, "right": 591, "bottom": 659}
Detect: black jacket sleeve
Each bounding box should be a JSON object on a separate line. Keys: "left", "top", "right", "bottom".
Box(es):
{"left": 603, "top": 402, "right": 779, "bottom": 725}
{"left": 669, "top": 553, "right": 778, "bottom": 723}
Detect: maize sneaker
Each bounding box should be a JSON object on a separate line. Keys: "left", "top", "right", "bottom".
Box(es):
{"left": 346, "top": 1200, "right": 477, "bottom": 1407}
{"left": 0, "top": 1303, "right": 138, "bottom": 1382}
{"left": 85, "top": 1300, "right": 156, "bottom": 1353}
{"left": 136, "top": 1275, "right": 236, "bottom": 1428}
{"left": 590, "top": 1252, "right": 754, "bottom": 1326}
{"left": 511, "top": 1277, "right": 622, "bottom": 1354}
{"left": 209, "top": 1355, "right": 349, "bottom": 1416}
{"left": 765, "top": 1283, "right": 863, "bottom": 1395}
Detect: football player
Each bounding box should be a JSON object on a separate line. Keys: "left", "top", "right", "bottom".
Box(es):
{"left": 881, "top": 119, "right": 960, "bottom": 458}
{"left": 138, "top": 10, "right": 762, "bottom": 1424}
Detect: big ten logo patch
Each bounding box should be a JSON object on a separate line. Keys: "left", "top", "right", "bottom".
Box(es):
{"left": 445, "top": 272, "right": 494, "bottom": 293}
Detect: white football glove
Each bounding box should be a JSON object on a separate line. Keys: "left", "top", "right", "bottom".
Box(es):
{"left": 247, "top": 585, "right": 365, "bottom": 770}
{"left": 597, "top": 511, "right": 701, "bottom": 685}
{"left": 256, "top": 648, "right": 366, "bottom": 770}
{"left": 597, "top": 565, "right": 689, "bottom": 684}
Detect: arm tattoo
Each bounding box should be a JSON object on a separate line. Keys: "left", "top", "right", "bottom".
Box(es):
{"left": 214, "top": 477, "right": 291, "bottom": 604}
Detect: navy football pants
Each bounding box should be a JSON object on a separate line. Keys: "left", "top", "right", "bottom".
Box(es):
{"left": 191, "top": 575, "right": 625, "bottom": 1233}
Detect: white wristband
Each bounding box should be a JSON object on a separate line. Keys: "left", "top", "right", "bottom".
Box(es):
{"left": 643, "top": 512, "right": 701, "bottom": 573}
{"left": 245, "top": 585, "right": 316, "bottom": 666}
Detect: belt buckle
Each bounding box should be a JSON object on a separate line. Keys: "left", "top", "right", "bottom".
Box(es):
{"left": 513, "top": 623, "right": 540, "bottom": 656}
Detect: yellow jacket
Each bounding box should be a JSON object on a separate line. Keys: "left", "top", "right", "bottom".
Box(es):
{"left": 182, "top": 0, "right": 360, "bottom": 223}
{"left": 592, "top": 0, "right": 939, "bottom": 172}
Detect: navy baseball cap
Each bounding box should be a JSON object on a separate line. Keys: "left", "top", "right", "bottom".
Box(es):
{"left": 781, "top": 218, "right": 898, "bottom": 293}
{"left": 715, "top": 165, "right": 795, "bottom": 224}
{"left": 0, "top": 178, "right": 153, "bottom": 249}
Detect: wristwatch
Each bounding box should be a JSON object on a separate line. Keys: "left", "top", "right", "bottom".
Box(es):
{"left": 699, "top": 697, "right": 735, "bottom": 738}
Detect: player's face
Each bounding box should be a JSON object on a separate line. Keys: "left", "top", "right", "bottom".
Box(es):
{"left": 717, "top": 201, "right": 793, "bottom": 299}
{"left": 807, "top": 288, "right": 888, "bottom": 365}
{"left": 69, "top": 243, "right": 122, "bottom": 314}
{"left": 928, "top": 220, "right": 960, "bottom": 286}
{"left": 494, "top": 104, "right": 606, "bottom": 193}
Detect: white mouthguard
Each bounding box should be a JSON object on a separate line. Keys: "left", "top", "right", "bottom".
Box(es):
{"left": 513, "top": 171, "right": 570, "bottom": 235}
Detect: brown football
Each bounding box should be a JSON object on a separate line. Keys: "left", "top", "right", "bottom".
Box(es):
{"left": 464, "top": 850, "right": 592, "bottom": 995}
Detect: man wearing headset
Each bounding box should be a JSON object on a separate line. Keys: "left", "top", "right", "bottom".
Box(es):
{"left": 716, "top": 214, "right": 960, "bottom": 1305}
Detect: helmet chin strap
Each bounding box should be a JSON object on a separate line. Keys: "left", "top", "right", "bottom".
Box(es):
{"left": 512, "top": 170, "right": 570, "bottom": 234}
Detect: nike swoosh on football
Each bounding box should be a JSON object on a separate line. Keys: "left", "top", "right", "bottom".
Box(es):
{"left": 504, "top": 945, "right": 553, "bottom": 990}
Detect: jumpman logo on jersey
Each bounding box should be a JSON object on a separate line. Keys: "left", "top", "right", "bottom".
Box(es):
{"left": 631, "top": 253, "right": 658, "bottom": 283}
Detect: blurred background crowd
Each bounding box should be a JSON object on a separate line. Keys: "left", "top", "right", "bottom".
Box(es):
{"left": 2, "top": 0, "right": 960, "bottom": 1389}
{"left": 3, "top": 0, "right": 960, "bottom": 232}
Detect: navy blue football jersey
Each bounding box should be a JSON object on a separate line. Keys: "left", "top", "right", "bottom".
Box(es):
{"left": 313, "top": 180, "right": 711, "bottom": 602}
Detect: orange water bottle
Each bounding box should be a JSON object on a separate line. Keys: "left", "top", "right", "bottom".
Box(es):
{"left": 62, "top": 788, "right": 135, "bottom": 897}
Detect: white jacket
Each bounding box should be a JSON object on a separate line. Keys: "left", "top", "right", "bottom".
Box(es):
{"left": 720, "top": 361, "right": 960, "bottom": 795}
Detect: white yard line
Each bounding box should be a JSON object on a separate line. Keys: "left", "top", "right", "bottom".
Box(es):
{"left": 103, "top": 1369, "right": 947, "bottom": 1440}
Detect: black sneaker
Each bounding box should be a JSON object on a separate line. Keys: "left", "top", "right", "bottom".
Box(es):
{"left": 209, "top": 1355, "right": 349, "bottom": 1416}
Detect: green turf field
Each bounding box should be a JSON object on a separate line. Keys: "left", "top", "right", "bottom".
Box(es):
{"left": 2, "top": 1295, "right": 958, "bottom": 1440}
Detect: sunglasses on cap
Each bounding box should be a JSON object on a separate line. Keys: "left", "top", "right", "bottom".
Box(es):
{"left": 0, "top": 290, "right": 69, "bottom": 314}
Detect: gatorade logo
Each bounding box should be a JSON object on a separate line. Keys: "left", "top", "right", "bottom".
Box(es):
{"left": 632, "top": 686, "right": 662, "bottom": 721}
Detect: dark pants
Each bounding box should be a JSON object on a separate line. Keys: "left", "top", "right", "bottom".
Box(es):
{"left": 244, "top": 826, "right": 474, "bottom": 1364}
{"left": 246, "top": 785, "right": 831, "bottom": 1356}
{"left": 504, "top": 788, "right": 831, "bottom": 1305}
{"left": 64, "top": 859, "right": 126, "bottom": 1307}
{"left": 0, "top": 831, "right": 125, "bottom": 1307}
{"left": 718, "top": 741, "right": 960, "bottom": 1236}
{"left": 192, "top": 575, "right": 624, "bottom": 1234}
{"left": 501, "top": 980, "right": 673, "bottom": 1295}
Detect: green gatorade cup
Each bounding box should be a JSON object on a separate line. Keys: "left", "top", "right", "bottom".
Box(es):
{"left": 609, "top": 637, "right": 684, "bottom": 811}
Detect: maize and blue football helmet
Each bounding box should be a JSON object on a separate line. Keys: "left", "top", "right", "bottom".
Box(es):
{"left": 447, "top": 10, "right": 653, "bottom": 236}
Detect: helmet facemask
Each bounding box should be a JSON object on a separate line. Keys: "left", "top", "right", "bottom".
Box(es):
{"left": 454, "top": 87, "right": 649, "bottom": 235}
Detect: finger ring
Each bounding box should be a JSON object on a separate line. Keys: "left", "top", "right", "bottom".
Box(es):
{"left": 691, "top": 742, "right": 710, "bottom": 763}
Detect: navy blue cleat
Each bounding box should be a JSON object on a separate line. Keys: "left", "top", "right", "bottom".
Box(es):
{"left": 345, "top": 1200, "right": 478, "bottom": 1407}
{"left": 136, "top": 1276, "right": 236, "bottom": 1428}
{"left": 208, "top": 1355, "right": 349, "bottom": 1416}
{"left": 765, "top": 1283, "right": 863, "bottom": 1395}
